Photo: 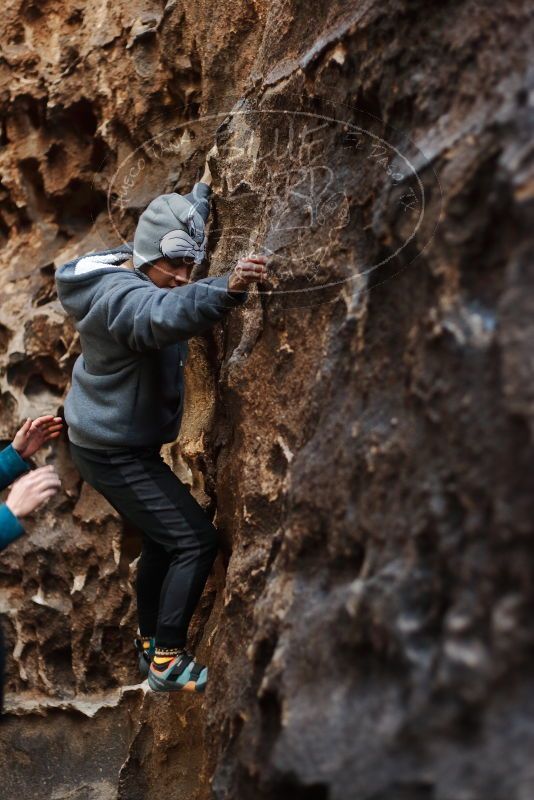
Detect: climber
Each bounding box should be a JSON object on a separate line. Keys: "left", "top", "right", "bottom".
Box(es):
{"left": 55, "top": 150, "right": 268, "bottom": 694}
{"left": 0, "top": 415, "right": 63, "bottom": 715}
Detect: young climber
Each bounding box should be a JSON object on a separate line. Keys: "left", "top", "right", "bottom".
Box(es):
{"left": 55, "top": 155, "right": 268, "bottom": 693}
{"left": 0, "top": 415, "right": 63, "bottom": 714}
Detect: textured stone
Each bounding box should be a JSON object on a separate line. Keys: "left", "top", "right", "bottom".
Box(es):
{"left": 0, "top": 0, "right": 533, "bottom": 799}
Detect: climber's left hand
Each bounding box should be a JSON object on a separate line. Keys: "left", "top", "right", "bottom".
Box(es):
{"left": 12, "top": 415, "right": 63, "bottom": 459}
{"left": 200, "top": 143, "right": 218, "bottom": 187}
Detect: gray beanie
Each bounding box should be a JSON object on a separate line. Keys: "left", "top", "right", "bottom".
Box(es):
{"left": 133, "top": 182, "right": 212, "bottom": 268}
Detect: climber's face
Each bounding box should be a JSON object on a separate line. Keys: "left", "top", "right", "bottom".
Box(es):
{"left": 145, "top": 256, "right": 195, "bottom": 288}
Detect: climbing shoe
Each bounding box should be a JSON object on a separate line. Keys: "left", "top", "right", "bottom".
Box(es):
{"left": 148, "top": 649, "right": 208, "bottom": 693}
{"left": 134, "top": 637, "right": 155, "bottom": 678}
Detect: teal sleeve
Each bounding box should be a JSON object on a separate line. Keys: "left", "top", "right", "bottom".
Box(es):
{"left": 0, "top": 503, "right": 24, "bottom": 551}
{"left": 0, "top": 444, "right": 31, "bottom": 492}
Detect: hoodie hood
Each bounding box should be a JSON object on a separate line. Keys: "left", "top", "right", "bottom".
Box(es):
{"left": 55, "top": 242, "right": 149, "bottom": 321}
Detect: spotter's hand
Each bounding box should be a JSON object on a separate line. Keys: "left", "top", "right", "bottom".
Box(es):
{"left": 12, "top": 415, "right": 63, "bottom": 460}
{"left": 6, "top": 465, "right": 61, "bottom": 519}
{"left": 228, "top": 255, "right": 268, "bottom": 293}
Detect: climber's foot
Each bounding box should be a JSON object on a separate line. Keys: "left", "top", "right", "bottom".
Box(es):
{"left": 134, "top": 637, "right": 155, "bottom": 678}
{"left": 148, "top": 650, "right": 208, "bottom": 693}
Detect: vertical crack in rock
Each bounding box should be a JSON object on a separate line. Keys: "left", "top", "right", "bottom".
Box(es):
{"left": 0, "top": 0, "right": 533, "bottom": 798}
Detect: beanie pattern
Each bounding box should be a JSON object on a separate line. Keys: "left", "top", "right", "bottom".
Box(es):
{"left": 159, "top": 228, "right": 206, "bottom": 265}
{"left": 133, "top": 183, "right": 211, "bottom": 269}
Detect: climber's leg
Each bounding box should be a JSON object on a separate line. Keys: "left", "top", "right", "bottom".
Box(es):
{"left": 69, "top": 442, "right": 218, "bottom": 661}
{"left": 134, "top": 537, "right": 168, "bottom": 676}
{"left": 152, "top": 497, "right": 218, "bottom": 648}
{"left": 136, "top": 536, "right": 171, "bottom": 638}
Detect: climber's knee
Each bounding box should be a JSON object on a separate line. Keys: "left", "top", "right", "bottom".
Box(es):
{"left": 165, "top": 521, "right": 218, "bottom": 562}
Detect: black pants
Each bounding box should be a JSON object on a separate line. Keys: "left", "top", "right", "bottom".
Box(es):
{"left": 69, "top": 442, "right": 218, "bottom": 648}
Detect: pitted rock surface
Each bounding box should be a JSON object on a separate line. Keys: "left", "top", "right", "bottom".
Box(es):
{"left": 0, "top": 1, "right": 533, "bottom": 798}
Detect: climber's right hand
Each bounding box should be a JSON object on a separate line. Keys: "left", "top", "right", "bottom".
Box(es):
{"left": 228, "top": 254, "right": 268, "bottom": 292}
{"left": 200, "top": 143, "right": 218, "bottom": 187}
{"left": 6, "top": 465, "right": 61, "bottom": 519}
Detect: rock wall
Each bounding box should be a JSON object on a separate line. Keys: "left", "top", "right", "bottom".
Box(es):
{"left": 0, "top": 1, "right": 533, "bottom": 798}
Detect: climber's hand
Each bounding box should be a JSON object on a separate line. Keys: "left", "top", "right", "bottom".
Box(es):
{"left": 200, "top": 144, "right": 218, "bottom": 187}
{"left": 228, "top": 255, "right": 268, "bottom": 292}
{"left": 6, "top": 465, "right": 61, "bottom": 519}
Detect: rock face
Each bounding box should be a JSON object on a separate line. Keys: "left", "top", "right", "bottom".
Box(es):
{"left": 0, "top": 1, "right": 533, "bottom": 798}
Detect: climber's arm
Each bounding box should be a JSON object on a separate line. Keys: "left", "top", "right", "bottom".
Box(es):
{"left": 181, "top": 144, "right": 218, "bottom": 222}
{"left": 199, "top": 162, "right": 212, "bottom": 188}
{"left": 105, "top": 275, "right": 247, "bottom": 351}
{"left": 182, "top": 181, "right": 212, "bottom": 223}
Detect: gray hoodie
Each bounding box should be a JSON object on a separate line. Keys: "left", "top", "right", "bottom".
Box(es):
{"left": 55, "top": 243, "right": 246, "bottom": 450}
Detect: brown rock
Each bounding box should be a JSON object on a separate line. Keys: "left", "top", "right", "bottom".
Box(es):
{"left": 0, "top": 0, "right": 533, "bottom": 798}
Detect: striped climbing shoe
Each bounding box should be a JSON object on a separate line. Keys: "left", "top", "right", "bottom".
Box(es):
{"left": 134, "top": 637, "right": 155, "bottom": 678}
{"left": 147, "top": 650, "right": 208, "bottom": 693}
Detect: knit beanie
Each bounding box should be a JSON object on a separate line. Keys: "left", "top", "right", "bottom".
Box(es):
{"left": 133, "top": 182, "right": 211, "bottom": 268}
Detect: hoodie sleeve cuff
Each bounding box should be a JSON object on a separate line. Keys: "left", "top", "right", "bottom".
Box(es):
{"left": 0, "top": 503, "right": 24, "bottom": 551}
{"left": 5, "top": 443, "right": 31, "bottom": 472}
{"left": 217, "top": 275, "right": 248, "bottom": 306}
{"left": 193, "top": 182, "right": 212, "bottom": 199}
{"left": 0, "top": 443, "right": 31, "bottom": 491}
{"left": 198, "top": 275, "right": 248, "bottom": 307}
{"left": 227, "top": 287, "right": 248, "bottom": 304}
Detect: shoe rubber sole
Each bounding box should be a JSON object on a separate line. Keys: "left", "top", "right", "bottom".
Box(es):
{"left": 147, "top": 668, "right": 206, "bottom": 693}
